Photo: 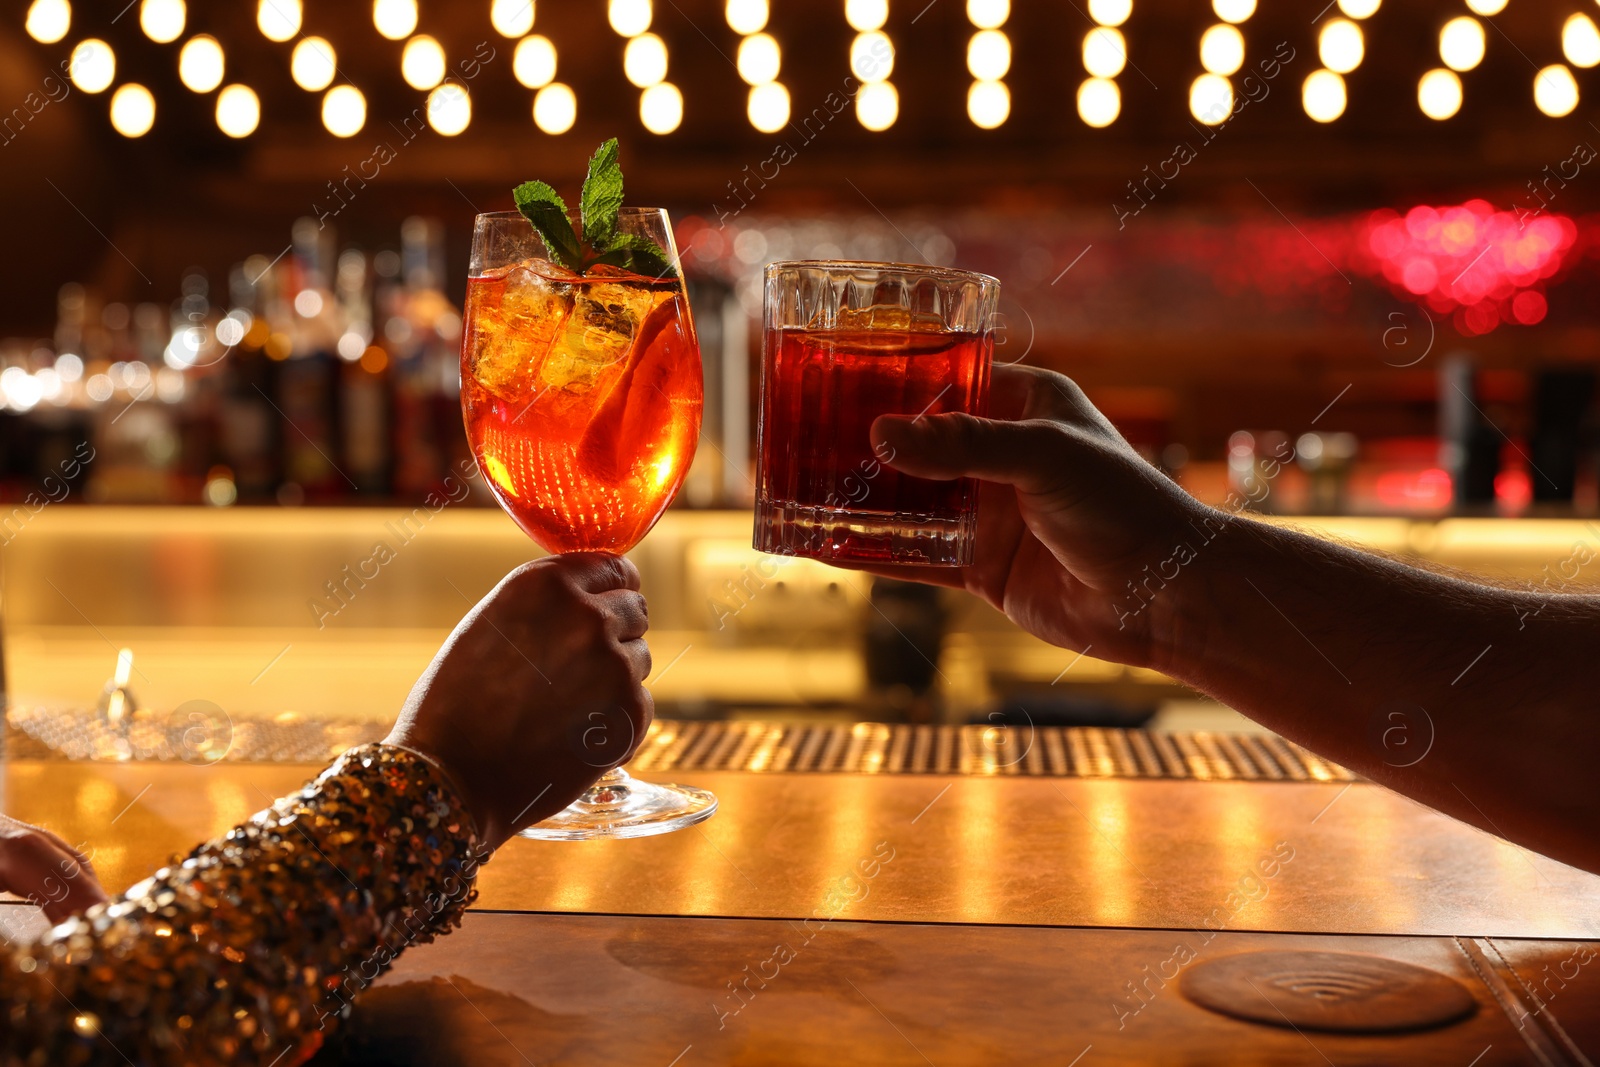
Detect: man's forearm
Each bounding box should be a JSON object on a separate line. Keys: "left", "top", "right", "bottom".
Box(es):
{"left": 1156, "top": 511, "right": 1600, "bottom": 873}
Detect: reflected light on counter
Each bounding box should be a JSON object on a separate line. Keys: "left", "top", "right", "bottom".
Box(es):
{"left": 1083, "top": 27, "right": 1126, "bottom": 78}
{"left": 1534, "top": 64, "right": 1579, "bottom": 118}
{"left": 533, "top": 81, "right": 577, "bottom": 133}
{"left": 746, "top": 80, "right": 788, "bottom": 131}
{"left": 1564, "top": 14, "right": 1600, "bottom": 68}
{"left": 373, "top": 0, "right": 418, "bottom": 40}
{"left": 70, "top": 39, "right": 115, "bottom": 94}
{"left": 967, "top": 0, "right": 1008, "bottom": 29}
{"left": 491, "top": 0, "right": 535, "bottom": 38}
{"left": 1077, "top": 76, "right": 1120, "bottom": 126}
{"left": 625, "top": 32, "right": 668, "bottom": 87}
{"left": 1318, "top": 18, "right": 1362, "bottom": 74}
{"left": 967, "top": 78, "right": 1009, "bottom": 128}
{"left": 109, "top": 83, "right": 155, "bottom": 137}
{"left": 851, "top": 31, "right": 894, "bottom": 82}
{"left": 321, "top": 84, "right": 366, "bottom": 137}
{"left": 291, "top": 37, "right": 337, "bottom": 91}
{"left": 1302, "top": 68, "right": 1346, "bottom": 122}
{"left": 1439, "top": 16, "right": 1485, "bottom": 72}
{"left": 1087, "top": 0, "right": 1130, "bottom": 28}
{"left": 1199, "top": 23, "right": 1244, "bottom": 76}
{"left": 855, "top": 79, "right": 898, "bottom": 130}
{"left": 639, "top": 81, "right": 682, "bottom": 133}
{"left": 402, "top": 35, "right": 446, "bottom": 90}
{"left": 139, "top": 0, "right": 184, "bottom": 43}
{"left": 216, "top": 84, "right": 260, "bottom": 137}
{"left": 178, "top": 35, "right": 224, "bottom": 93}
{"left": 513, "top": 35, "right": 557, "bottom": 88}
{"left": 845, "top": 0, "right": 887, "bottom": 32}
{"left": 608, "top": 0, "right": 651, "bottom": 36}
{"left": 257, "top": 0, "right": 300, "bottom": 41}
{"left": 737, "top": 32, "right": 781, "bottom": 85}
{"left": 427, "top": 83, "right": 471, "bottom": 135}
{"left": 1189, "top": 72, "right": 1232, "bottom": 125}
{"left": 968, "top": 29, "right": 1011, "bottom": 79}
{"left": 1418, "top": 67, "right": 1462, "bottom": 119}
{"left": 1212, "top": 0, "right": 1254, "bottom": 24}
{"left": 725, "top": 0, "right": 768, "bottom": 34}
{"left": 26, "top": 0, "right": 71, "bottom": 44}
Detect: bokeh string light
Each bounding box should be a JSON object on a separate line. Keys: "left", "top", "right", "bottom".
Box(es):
{"left": 731, "top": 0, "right": 787, "bottom": 132}
{"left": 1082, "top": 0, "right": 1128, "bottom": 126}
{"left": 850, "top": 1, "right": 898, "bottom": 130}
{"left": 966, "top": 1, "right": 1010, "bottom": 128}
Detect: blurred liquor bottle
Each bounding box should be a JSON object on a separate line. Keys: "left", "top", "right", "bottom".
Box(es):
{"left": 387, "top": 217, "right": 466, "bottom": 498}
{"left": 335, "top": 248, "right": 392, "bottom": 495}
{"left": 218, "top": 265, "right": 281, "bottom": 500}
{"left": 276, "top": 218, "right": 342, "bottom": 502}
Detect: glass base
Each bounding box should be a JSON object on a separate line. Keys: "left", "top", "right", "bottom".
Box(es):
{"left": 518, "top": 768, "right": 717, "bottom": 841}
{"left": 754, "top": 499, "right": 975, "bottom": 566}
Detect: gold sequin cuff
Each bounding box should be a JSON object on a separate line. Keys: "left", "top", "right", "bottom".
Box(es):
{"left": 1, "top": 743, "right": 486, "bottom": 1067}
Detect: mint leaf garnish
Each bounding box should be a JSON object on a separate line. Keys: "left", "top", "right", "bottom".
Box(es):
{"left": 580, "top": 138, "right": 625, "bottom": 252}
{"left": 512, "top": 140, "right": 676, "bottom": 279}
{"left": 513, "top": 180, "right": 582, "bottom": 271}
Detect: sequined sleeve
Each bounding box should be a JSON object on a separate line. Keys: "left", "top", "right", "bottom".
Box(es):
{"left": 0, "top": 743, "right": 485, "bottom": 1067}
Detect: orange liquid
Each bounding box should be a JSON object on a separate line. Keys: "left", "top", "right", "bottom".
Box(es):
{"left": 460, "top": 261, "right": 702, "bottom": 554}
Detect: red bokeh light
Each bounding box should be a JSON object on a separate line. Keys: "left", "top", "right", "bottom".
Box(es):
{"left": 1511, "top": 289, "right": 1548, "bottom": 325}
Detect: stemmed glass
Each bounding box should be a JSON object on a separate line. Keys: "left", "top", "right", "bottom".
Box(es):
{"left": 459, "top": 208, "right": 716, "bottom": 839}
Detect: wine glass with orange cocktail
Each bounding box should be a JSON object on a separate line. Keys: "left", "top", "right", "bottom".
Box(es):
{"left": 458, "top": 140, "right": 715, "bottom": 839}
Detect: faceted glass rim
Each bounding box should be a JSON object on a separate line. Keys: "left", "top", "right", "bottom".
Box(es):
{"left": 764, "top": 258, "right": 1000, "bottom": 290}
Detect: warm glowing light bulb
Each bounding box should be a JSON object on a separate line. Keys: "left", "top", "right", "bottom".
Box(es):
{"left": 851, "top": 31, "right": 894, "bottom": 82}
{"left": 322, "top": 84, "right": 367, "bottom": 137}
{"left": 747, "top": 81, "right": 788, "bottom": 131}
{"left": 139, "top": 0, "right": 184, "bottom": 43}
{"left": 968, "top": 29, "right": 1011, "bottom": 79}
{"left": 1534, "top": 64, "right": 1579, "bottom": 118}
{"left": 291, "top": 37, "right": 337, "bottom": 91}
{"left": 967, "top": 79, "right": 1009, "bottom": 128}
{"left": 967, "top": 0, "right": 1008, "bottom": 29}
{"left": 26, "top": 0, "right": 71, "bottom": 44}
{"left": 110, "top": 83, "right": 155, "bottom": 137}
{"left": 608, "top": 0, "right": 651, "bottom": 36}
{"left": 257, "top": 0, "right": 300, "bottom": 41}
{"left": 533, "top": 81, "right": 577, "bottom": 133}
{"left": 1088, "top": 0, "right": 1130, "bottom": 27}
{"left": 1439, "top": 17, "right": 1485, "bottom": 72}
{"left": 625, "top": 33, "right": 668, "bottom": 87}
{"left": 737, "top": 32, "right": 781, "bottom": 85}
{"left": 216, "top": 84, "right": 260, "bottom": 137}
{"left": 1212, "top": 0, "right": 1254, "bottom": 24}
{"left": 1563, "top": 14, "right": 1600, "bottom": 69}
{"left": 726, "top": 0, "right": 768, "bottom": 34}
{"left": 427, "top": 83, "right": 471, "bottom": 134}
{"left": 1318, "top": 18, "right": 1363, "bottom": 74}
{"left": 640, "top": 81, "right": 682, "bottom": 133}
{"left": 1302, "top": 68, "right": 1346, "bottom": 122}
{"left": 856, "top": 79, "right": 897, "bottom": 130}
{"left": 402, "top": 35, "right": 446, "bottom": 90}
{"left": 1417, "top": 67, "right": 1462, "bottom": 120}
{"left": 1190, "top": 73, "right": 1233, "bottom": 125}
{"left": 1077, "top": 76, "right": 1120, "bottom": 126}
{"left": 373, "top": 0, "right": 418, "bottom": 40}
{"left": 1199, "top": 23, "right": 1243, "bottom": 76}
{"left": 846, "top": 0, "right": 888, "bottom": 32}
{"left": 1083, "top": 27, "right": 1126, "bottom": 77}
{"left": 491, "top": 0, "right": 535, "bottom": 38}
{"left": 178, "top": 35, "right": 224, "bottom": 93}
{"left": 1463, "top": 0, "right": 1505, "bottom": 14}
{"left": 69, "top": 39, "right": 115, "bottom": 94}
{"left": 514, "top": 35, "right": 557, "bottom": 87}
{"left": 1338, "top": 0, "right": 1378, "bottom": 17}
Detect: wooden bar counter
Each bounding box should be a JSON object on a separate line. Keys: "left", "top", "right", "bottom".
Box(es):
{"left": 5, "top": 757, "right": 1600, "bottom": 1063}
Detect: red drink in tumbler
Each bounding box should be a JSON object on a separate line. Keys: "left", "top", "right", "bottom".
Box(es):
{"left": 754, "top": 262, "right": 998, "bottom": 566}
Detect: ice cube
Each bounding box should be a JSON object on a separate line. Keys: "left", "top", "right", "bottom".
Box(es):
{"left": 468, "top": 262, "right": 573, "bottom": 401}
{"left": 539, "top": 281, "right": 659, "bottom": 395}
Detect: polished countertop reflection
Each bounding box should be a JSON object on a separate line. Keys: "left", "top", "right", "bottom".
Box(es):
{"left": 5, "top": 762, "right": 1597, "bottom": 941}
